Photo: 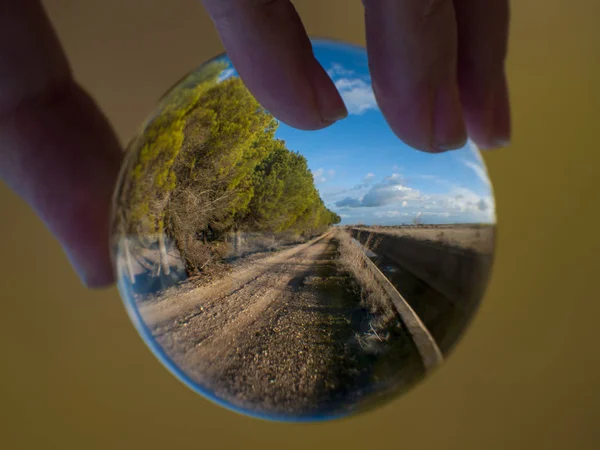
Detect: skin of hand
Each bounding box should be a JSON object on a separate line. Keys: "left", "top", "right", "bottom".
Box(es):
{"left": 0, "top": 0, "right": 510, "bottom": 289}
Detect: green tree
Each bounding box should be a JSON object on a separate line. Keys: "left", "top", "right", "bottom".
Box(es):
{"left": 115, "top": 59, "right": 230, "bottom": 277}
{"left": 116, "top": 61, "right": 342, "bottom": 278}
{"left": 246, "top": 145, "right": 320, "bottom": 233}
{"left": 164, "top": 76, "right": 279, "bottom": 269}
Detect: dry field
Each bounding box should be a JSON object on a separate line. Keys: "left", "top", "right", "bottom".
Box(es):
{"left": 349, "top": 224, "right": 495, "bottom": 255}
{"left": 346, "top": 225, "right": 495, "bottom": 354}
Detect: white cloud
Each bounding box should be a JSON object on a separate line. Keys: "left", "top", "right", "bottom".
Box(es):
{"left": 361, "top": 174, "right": 419, "bottom": 207}
{"left": 467, "top": 140, "right": 484, "bottom": 164}
{"left": 464, "top": 160, "right": 491, "bottom": 187}
{"left": 312, "top": 168, "right": 326, "bottom": 184}
{"left": 327, "top": 63, "right": 356, "bottom": 78}
{"left": 439, "top": 187, "right": 495, "bottom": 220}
{"left": 375, "top": 210, "right": 410, "bottom": 219}
{"left": 330, "top": 170, "right": 496, "bottom": 225}
{"left": 327, "top": 169, "right": 336, "bottom": 178}
{"left": 334, "top": 77, "right": 378, "bottom": 115}
{"left": 362, "top": 185, "right": 416, "bottom": 207}
{"left": 352, "top": 172, "right": 378, "bottom": 190}
{"left": 217, "top": 68, "right": 235, "bottom": 82}
{"left": 334, "top": 174, "right": 419, "bottom": 208}
{"left": 420, "top": 211, "right": 451, "bottom": 218}
{"left": 335, "top": 197, "right": 363, "bottom": 208}
{"left": 326, "top": 62, "right": 380, "bottom": 115}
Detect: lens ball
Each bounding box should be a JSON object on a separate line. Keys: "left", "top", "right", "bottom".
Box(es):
{"left": 110, "top": 40, "right": 496, "bottom": 422}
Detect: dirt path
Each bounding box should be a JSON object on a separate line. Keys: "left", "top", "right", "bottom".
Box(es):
{"left": 137, "top": 233, "right": 424, "bottom": 418}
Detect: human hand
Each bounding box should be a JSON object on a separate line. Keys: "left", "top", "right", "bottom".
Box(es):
{"left": 0, "top": 0, "right": 123, "bottom": 288}
{"left": 201, "top": 0, "right": 511, "bottom": 151}
{"left": 0, "top": 0, "right": 510, "bottom": 289}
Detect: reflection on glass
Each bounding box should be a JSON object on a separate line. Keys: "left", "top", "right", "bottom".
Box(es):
{"left": 110, "top": 40, "right": 496, "bottom": 422}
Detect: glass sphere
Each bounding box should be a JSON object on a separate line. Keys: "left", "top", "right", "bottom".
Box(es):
{"left": 110, "top": 39, "right": 496, "bottom": 422}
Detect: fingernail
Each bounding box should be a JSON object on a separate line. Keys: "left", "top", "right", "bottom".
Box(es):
{"left": 479, "top": 138, "right": 510, "bottom": 150}
{"left": 480, "top": 74, "right": 511, "bottom": 150}
{"left": 318, "top": 91, "right": 348, "bottom": 124}
{"left": 64, "top": 245, "right": 113, "bottom": 289}
{"left": 433, "top": 79, "right": 467, "bottom": 152}
{"left": 490, "top": 76, "right": 511, "bottom": 148}
{"left": 322, "top": 107, "right": 349, "bottom": 124}
{"left": 436, "top": 137, "right": 468, "bottom": 151}
{"left": 309, "top": 59, "right": 349, "bottom": 124}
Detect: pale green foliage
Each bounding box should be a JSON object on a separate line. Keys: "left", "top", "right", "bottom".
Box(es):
{"left": 121, "top": 59, "right": 341, "bottom": 273}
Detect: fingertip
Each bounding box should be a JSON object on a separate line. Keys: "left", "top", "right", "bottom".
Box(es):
{"left": 455, "top": 0, "right": 511, "bottom": 151}
{"left": 432, "top": 78, "right": 468, "bottom": 152}
{"left": 81, "top": 271, "right": 115, "bottom": 290}
{"left": 62, "top": 241, "right": 115, "bottom": 289}
{"left": 463, "top": 73, "right": 511, "bottom": 151}
{"left": 363, "top": 0, "right": 465, "bottom": 154}
{"left": 476, "top": 138, "right": 511, "bottom": 151}
{"left": 204, "top": 0, "right": 347, "bottom": 131}
{"left": 308, "top": 59, "right": 349, "bottom": 124}
{"left": 489, "top": 73, "right": 511, "bottom": 147}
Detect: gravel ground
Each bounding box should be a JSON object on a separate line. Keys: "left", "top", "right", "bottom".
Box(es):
{"left": 136, "top": 233, "right": 424, "bottom": 419}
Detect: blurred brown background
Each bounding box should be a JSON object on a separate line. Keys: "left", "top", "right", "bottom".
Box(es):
{"left": 1, "top": 0, "right": 599, "bottom": 448}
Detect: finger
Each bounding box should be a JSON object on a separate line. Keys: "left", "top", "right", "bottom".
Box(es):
{"left": 201, "top": 0, "right": 348, "bottom": 130}
{"left": 362, "top": 0, "right": 466, "bottom": 152}
{"left": 454, "top": 0, "right": 511, "bottom": 149}
{"left": 0, "top": 0, "right": 122, "bottom": 288}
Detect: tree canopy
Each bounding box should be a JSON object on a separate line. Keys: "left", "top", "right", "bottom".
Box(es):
{"left": 117, "top": 59, "right": 341, "bottom": 273}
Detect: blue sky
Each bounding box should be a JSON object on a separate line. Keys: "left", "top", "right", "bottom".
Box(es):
{"left": 213, "top": 41, "right": 495, "bottom": 225}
